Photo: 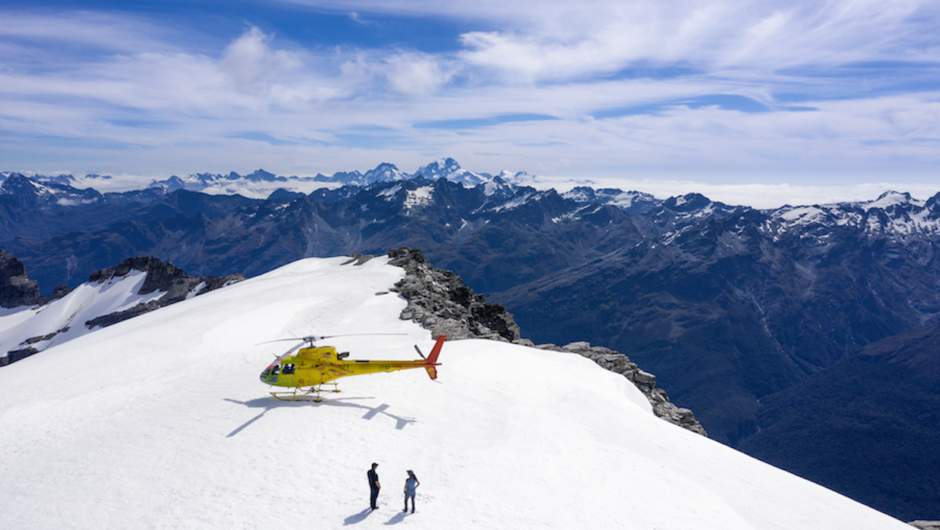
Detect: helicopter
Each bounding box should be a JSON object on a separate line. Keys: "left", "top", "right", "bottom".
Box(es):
{"left": 260, "top": 334, "right": 446, "bottom": 402}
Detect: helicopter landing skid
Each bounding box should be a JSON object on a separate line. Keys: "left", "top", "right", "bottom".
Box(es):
{"left": 270, "top": 383, "right": 341, "bottom": 402}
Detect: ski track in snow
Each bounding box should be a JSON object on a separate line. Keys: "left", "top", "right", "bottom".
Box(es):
{"left": 0, "top": 257, "right": 911, "bottom": 529}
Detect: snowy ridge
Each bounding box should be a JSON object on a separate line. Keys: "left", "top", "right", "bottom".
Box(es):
{"left": 404, "top": 186, "right": 434, "bottom": 209}
{"left": 0, "top": 256, "right": 912, "bottom": 529}
{"left": 0, "top": 270, "right": 166, "bottom": 359}
{"left": 764, "top": 191, "right": 940, "bottom": 238}
{"left": 0, "top": 257, "right": 242, "bottom": 364}
{"left": 483, "top": 191, "right": 536, "bottom": 213}
{"left": 562, "top": 186, "right": 656, "bottom": 210}
{"left": 376, "top": 184, "right": 434, "bottom": 210}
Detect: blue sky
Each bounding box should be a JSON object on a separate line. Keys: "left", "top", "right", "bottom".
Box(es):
{"left": 2, "top": 0, "right": 940, "bottom": 203}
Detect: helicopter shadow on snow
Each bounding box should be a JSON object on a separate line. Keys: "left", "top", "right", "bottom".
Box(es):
{"left": 223, "top": 397, "right": 416, "bottom": 437}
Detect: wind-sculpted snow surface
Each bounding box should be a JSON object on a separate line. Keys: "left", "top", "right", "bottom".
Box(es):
{"left": 0, "top": 256, "right": 910, "bottom": 529}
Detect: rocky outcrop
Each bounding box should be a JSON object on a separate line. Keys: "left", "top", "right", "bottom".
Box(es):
{"left": 387, "top": 247, "right": 521, "bottom": 341}
{"left": 383, "top": 246, "right": 706, "bottom": 436}
{"left": 910, "top": 522, "right": 940, "bottom": 530}
{"left": 85, "top": 256, "right": 244, "bottom": 329}
{"left": 0, "top": 250, "right": 72, "bottom": 309}
{"left": 0, "top": 250, "right": 40, "bottom": 308}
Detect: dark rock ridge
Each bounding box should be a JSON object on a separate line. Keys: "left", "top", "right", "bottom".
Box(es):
{"left": 0, "top": 249, "right": 40, "bottom": 308}
{"left": 0, "top": 250, "right": 69, "bottom": 308}
{"left": 383, "top": 247, "right": 706, "bottom": 436}
{"left": 84, "top": 256, "right": 244, "bottom": 329}
{"left": 386, "top": 247, "right": 521, "bottom": 342}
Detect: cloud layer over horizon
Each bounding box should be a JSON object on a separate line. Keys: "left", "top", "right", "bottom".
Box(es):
{"left": 1, "top": 0, "right": 939, "bottom": 203}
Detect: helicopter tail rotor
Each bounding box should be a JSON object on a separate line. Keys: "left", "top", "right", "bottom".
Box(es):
{"left": 423, "top": 335, "right": 446, "bottom": 380}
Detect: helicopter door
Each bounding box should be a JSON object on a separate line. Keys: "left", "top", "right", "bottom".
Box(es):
{"left": 281, "top": 364, "right": 296, "bottom": 386}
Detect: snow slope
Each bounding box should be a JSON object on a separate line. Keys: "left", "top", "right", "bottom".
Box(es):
{"left": 0, "top": 270, "right": 167, "bottom": 360}
{"left": 0, "top": 257, "right": 910, "bottom": 529}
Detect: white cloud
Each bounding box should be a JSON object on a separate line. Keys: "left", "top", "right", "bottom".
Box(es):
{"left": 451, "top": 0, "right": 940, "bottom": 82}
{"left": 0, "top": 10, "right": 175, "bottom": 55}
{"left": 384, "top": 53, "right": 453, "bottom": 96}
{"left": 220, "top": 27, "right": 303, "bottom": 91}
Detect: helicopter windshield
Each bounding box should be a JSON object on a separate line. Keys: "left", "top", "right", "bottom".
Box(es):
{"left": 262, "top": 365, "right": 280, "bottom": 376}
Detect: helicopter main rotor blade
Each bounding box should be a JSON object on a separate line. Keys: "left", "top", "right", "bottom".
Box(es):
{"left": 414, "top": 345, "right": 426, "bottom": 360}
{"left": 314, "top": 333, "right": 409, "bottom": 340}
{"left": 256, "top": 333, "right": 409, "bottom": 347}
{"left": 255, "top": 338, "right": 308, "bottom": 345}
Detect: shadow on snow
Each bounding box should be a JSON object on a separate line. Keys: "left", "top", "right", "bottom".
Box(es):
{"left": 223, "top": 396, "right": 416, "bottom": 437}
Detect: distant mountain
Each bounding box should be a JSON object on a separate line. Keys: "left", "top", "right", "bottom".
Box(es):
{"left": 13, "top": 158, "right": 540, "bottom": 199}
{"left": 2, "top": 176, "right": 669, "bottom": 295}
{"left": 146, "top": 159, "right": 493, "bottom": 191}
{"left": 738, "top": 321, "right": 940, "bottom": 521}
{"left": 0, "top": 172, "right": 105, "bottom": 210}
{"left": 415, "top": 157, "right": 490, "bottom": 187}
{"left": 561, "top": 186, "right": 659, "bottom": 212}
{"left": 0, "top": 173, "right": 169, "bottom": 241}
{"left": 149, "top": 168, "right": 290, "bottom": 190}
{"left": 499, "top": 190, "right": 940, "bottom": 444}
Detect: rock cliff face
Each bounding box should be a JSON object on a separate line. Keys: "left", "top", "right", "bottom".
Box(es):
{"left": 386, "top": 247, "right": 521, "bottom": 342}
{"left": 0, "top": 250, "right": 39, "bottom": 308}
{"left": 383, "top": 247, "right": 706, "bottom": 436}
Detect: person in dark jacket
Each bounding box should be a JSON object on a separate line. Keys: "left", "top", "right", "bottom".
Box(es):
{"left": 403, "top": 470, "right": 420, "bottom": 513}
{"left": 368, "top": 463, "right": 381, "bottom": 510}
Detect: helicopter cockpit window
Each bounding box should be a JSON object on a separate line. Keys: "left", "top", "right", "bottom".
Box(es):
{"left": 282, "top": 364, "right": 296, "bottom": 375}
{"left": 270, "top": 365, "right": 280, "bottom": 376}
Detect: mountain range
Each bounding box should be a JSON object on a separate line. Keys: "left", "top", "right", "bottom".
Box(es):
{"left": 2, "top": 160, "right": 939, "bottom": 521}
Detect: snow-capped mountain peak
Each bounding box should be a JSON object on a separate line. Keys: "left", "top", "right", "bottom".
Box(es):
{"left": 416, "top": 158, "right": 489, "bottom": 187}
{"left": 364, "top": 162, "right": 408, "bottom": 183}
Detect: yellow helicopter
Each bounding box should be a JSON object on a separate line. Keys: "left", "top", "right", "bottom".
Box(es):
{"left": 260, "top": 334, "right": 446, "bottom": 402}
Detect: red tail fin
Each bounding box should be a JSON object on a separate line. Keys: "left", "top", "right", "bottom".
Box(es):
{"left": 424, "top": 335, "right": 446, "bottom": 380}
